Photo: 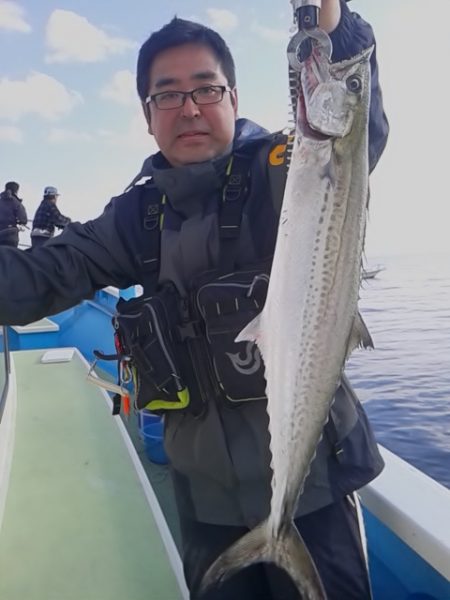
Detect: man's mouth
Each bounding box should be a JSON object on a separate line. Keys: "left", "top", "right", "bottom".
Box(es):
{"left": 177, "top": 131, "right": 208, "bottom": 139}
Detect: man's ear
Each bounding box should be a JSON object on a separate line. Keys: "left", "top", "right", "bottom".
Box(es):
{"left": 142, "top": 101, "right": 153, "bottom": 135}
{"left": 230, "top": 89, "right": 238, "bottom": 115}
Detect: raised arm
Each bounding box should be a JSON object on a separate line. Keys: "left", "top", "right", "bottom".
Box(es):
{"left": 50, "top": 203, "right": 71, "bottom": 230}
{"left": 319, "top": 0, "right": 342, "bottom": 33}
{"left": 328, "top": 0, "right": 389, "bottom": 170}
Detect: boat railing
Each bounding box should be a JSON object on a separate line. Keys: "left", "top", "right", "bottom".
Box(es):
{"left": 0, "top": 326, "right": 10, "bottom": 424}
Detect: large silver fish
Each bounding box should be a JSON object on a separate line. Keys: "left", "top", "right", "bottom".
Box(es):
{"left": 200, "top": 34, "right": 374, "bottom": 600}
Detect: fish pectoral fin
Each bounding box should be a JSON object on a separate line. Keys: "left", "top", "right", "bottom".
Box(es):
{"left": 235, "top": 314, "right": 261, "bottom": 344}
{"left": 199, "top": 520, "right": 326, "bottom": 600}
{"left": 346, "top": 311, "right": 374, "bottom": 360}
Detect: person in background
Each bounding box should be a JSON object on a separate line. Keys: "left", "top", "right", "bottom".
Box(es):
{"left": 0, "top": 181, "right": 28, "bottom": 248}
{"left": 31, "top": 186, "right": 71, "bottom": 248}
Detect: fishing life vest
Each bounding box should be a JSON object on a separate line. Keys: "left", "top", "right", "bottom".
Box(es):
{"left": 97, "top": 144, "right": 274, "bottom": 416}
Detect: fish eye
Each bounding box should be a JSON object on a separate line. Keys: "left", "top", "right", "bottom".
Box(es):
{"left": 346, "top": 75, "right": 362, "bottom": 93}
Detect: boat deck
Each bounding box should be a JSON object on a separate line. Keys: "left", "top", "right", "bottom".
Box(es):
{"left": 0, "top": 349, "right": 186, "bottom": 600}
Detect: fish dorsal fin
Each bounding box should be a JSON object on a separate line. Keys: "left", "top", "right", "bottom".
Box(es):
{"left": 346, "top": 311, "right": 374, "bottom": 360}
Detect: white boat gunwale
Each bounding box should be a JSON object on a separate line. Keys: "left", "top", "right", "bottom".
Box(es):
{"left": 360, "top": 446, "right": 450, "bottom": 581}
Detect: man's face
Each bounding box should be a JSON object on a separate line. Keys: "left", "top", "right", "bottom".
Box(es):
{"left": 144, "top": 43, "right": 238, "bottom": 167}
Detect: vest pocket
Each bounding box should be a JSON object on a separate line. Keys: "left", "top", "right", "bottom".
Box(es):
{"left": 113, "top": 285, "right": 193, "bottom": 413}
{"left": 194, "top": 268, "right": 270, "bottom": 403}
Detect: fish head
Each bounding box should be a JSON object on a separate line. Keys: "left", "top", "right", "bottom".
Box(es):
{"left": 298, "top": 45, "right": 373, "bottom": 139}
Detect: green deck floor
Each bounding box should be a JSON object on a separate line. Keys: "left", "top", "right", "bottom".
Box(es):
{"left": 0, "top": 350, "right": 185, "bottom": 600}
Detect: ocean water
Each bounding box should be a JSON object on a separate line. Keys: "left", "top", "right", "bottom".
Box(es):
{"left": 346, "top": 253, "right": 450, "bottom": 489}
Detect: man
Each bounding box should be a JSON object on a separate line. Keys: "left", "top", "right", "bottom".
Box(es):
{"left": 0, "top": 1, "right": 389, "bottom": 598}
{"left": 31, "top": 186, "right": 71, "bottom": 248}
{"left": 0, "top": 181, "right": 27, "bottom": 248}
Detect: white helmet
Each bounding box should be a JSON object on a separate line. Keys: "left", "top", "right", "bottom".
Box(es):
{"left": 44, "top": 186, "right": 59, "bottom": 196}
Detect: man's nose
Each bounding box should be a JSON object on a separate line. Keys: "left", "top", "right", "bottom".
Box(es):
{"left": 180, "top": 95, "right": 201, "bottom": 118}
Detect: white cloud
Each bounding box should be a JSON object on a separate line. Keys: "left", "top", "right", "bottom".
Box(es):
{"left": 45, "top": 9, "right": 136, "bottom": 63}
{"left": 0, "top": 72, "right": 82, "bottom": 122}
{"left": 185, "top": 14, "right": 201, "bottom": 23}
{"left": 104, "top": 108, "right": 157, "bottom": 152}
{"left": 47, "top": 128, "right": 93, "bottom": 143}
{"left": 250, "top": 22, "right": 287, "bottom": 43}
{"left": 0, "top": 124, "right": 23, "bottom": 142}
{"left": 100, "top": 70, "right": 136, "bottom": 105}
{"left": 0, "top": 0, "right": 31, "bottom": 32}
{"left": 51, "top": 108, "right": 155, "bottom": 154}
{"left": 206, "top": 8, "right": 238, "bottom": 33}
{"left": 125, "top": 112, "right": 158, "bottom": 150}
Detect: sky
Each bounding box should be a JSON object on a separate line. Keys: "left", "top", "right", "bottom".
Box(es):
{"left": 1, "top": 0, "right": 449, "bottom": 258}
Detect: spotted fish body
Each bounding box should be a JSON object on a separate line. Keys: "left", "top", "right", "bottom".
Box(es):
{"left": 201, "top": 43, "right": 374, "bottom": 600}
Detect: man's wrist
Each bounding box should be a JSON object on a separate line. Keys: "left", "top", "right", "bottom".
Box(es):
{"left": 319, "top": 0, "right": 342, "bottom": 33}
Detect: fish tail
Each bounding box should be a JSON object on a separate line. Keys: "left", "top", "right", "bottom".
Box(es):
{"left": 198, "top": 520, "right": 326, "bottom": 600}
{"left": 274, "top": 522, "right": 327, "bottom": 599}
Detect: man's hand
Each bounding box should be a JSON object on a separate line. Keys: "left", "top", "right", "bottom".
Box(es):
{"left": 319, "top": 0, "right": 341, "bottom": 33}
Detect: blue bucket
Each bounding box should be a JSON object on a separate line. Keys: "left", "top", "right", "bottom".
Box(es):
{"left": 137, "top": 409, "right": 161, "bottom": 439}
{"left": 142, "top": 421, "right": 168, "bottom": 465}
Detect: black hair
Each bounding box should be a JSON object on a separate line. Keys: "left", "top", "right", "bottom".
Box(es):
{"left": 5, "top": 181, "right": 19, "bottom": 194}
{"left": 136, "top": 17, "right": 236, "bottom": 102}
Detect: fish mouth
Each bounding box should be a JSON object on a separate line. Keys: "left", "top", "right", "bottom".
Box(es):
{"left": 297, "top": 91, "right": 330, "bottom": 141}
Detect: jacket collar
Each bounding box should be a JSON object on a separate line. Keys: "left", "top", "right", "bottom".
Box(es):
{"left": 129, "top": 118, "right": 271, "bottom": 189}
{"left": 128, "top": 118, "right": 271, "bottom": 217}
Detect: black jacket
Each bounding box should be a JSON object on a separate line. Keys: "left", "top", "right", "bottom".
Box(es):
{"left": 0, "top": 1, "right": 389, "bottom": 525}
{"left": 0, "top": 191, "right": 27, "bottom": 231}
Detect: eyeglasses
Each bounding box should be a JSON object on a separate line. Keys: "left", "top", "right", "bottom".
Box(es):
{"left": 145, "top": 85, "right": 232, "bottom": 110}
